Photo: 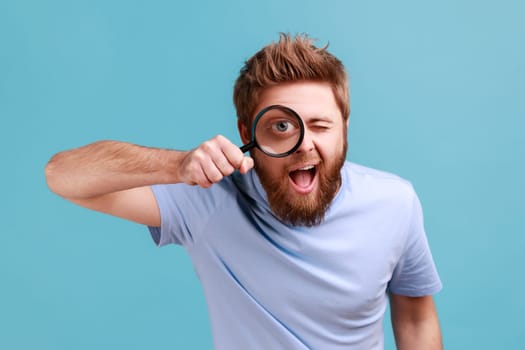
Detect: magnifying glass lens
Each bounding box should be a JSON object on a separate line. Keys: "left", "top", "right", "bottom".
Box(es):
{"left": 254, "top": 107, "right": 303, "bottom": 156}
{"left": 239, "top": 105, "right": 304, "bottom": 157}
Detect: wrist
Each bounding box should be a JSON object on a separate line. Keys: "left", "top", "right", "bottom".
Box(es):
{"left": 156, "top": 148, "right": 188, "bottom": 184}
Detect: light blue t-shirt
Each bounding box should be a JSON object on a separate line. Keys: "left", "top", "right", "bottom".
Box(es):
{"left": 148, "top": 161, "right": 442, "bottom": 350}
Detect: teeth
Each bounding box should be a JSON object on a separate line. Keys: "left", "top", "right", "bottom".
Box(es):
{"left": 298, "top": 165, "right": 315, "bottom": 171}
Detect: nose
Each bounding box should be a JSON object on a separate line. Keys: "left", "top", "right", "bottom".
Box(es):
{"left": 295, "top": 128, "right": 315, "bottom": 154}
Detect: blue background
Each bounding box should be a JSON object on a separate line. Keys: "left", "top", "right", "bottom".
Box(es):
{"left": 1, "top": 0, "right": 524, "bottom": 349}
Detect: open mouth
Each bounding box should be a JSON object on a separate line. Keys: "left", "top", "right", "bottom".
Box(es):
{"left": 289, "top": 165, "right": 317, "bottom": 194}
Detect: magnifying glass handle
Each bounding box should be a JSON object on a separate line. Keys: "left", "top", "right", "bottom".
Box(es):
{"left": 240, "top": 141, "right": 255, "bottom": 153}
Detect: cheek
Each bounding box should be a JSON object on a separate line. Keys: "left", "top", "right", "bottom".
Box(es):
{"left": 253, "top": 152, "right": 287, "bottom": 177}
{"left": 317, "top": 133, "right": 345, "bottom": 160}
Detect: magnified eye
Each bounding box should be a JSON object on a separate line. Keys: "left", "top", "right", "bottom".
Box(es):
{"left": 251, "top": 105, "right": 304, "bottom": 157}
{"left": 273, "top": 121, "right": 291, "bottom": 132}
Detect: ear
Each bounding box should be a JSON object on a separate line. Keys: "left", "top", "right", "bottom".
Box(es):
{"left": 238, "top": 120, "right": 250, "bottom": 144}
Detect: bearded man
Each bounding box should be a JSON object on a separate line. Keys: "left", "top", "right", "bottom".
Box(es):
{"left": 45, "top": 33, "right": 442, "bottom": 349}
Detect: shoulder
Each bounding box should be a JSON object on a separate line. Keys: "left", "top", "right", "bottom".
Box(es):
{"left": 341, "top": 161, "right": 418, "bottom": 211}
{"left": 344, "top": 162, "right": 415, "bottom": 192}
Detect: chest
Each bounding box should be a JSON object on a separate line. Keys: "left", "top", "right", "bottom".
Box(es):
{"left": 190, "top": 206, "right": 406, "bottom": 328}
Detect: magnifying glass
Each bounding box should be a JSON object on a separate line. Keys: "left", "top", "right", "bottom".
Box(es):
{"left": 240, "top": 105, "right": 305, "bottom": 158}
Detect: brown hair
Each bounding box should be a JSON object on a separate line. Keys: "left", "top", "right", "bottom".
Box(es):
{"left": 233, "top": 33, "right": 350, "bottom": 128}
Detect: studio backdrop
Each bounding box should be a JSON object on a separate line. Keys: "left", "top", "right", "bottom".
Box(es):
{"left": 1, "top": 0, "right": 523, "bottom": 349}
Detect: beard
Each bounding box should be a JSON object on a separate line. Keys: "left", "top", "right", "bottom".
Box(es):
{"left": 254, "top": 139, "right": 347, "bottom": 227}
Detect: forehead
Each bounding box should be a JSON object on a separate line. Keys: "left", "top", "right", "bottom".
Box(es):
{"left": 255, "top": 81, "right": 342, "bottom": 122}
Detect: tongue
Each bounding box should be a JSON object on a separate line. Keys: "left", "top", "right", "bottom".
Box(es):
{"left": 290, "top": 170, "right": 313, "bottom": 188}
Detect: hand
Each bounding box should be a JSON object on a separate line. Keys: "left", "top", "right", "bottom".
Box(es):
{"left": 178, "top": 135, "right": 254, "bottom": 188}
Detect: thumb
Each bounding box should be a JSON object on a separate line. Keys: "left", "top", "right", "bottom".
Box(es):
{"left": 239, "top": 156, "right": 254, "bottom": 174}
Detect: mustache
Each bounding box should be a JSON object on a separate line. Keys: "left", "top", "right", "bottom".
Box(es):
{"left": 252, "top": 152, "right": 322, "bottom": 170}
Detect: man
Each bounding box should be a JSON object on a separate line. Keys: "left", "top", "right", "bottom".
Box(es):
{"left": 45, "top": 33, "right": 442, "bottom": 349}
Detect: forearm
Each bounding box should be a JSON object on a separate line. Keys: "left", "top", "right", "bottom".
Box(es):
{"left": 45, "top": 140, "right": 186, "bottom": 199}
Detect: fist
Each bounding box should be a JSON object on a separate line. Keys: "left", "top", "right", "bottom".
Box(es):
{"left": 179, "top": 135, "right": 254, "bottom": 188}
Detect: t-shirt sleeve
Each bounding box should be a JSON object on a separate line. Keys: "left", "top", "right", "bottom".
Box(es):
{"left": 147, "top": 182, "right": 227, "bottom": 248}
{"left": 388, "top": 191, "right": 442, "bottom": 297}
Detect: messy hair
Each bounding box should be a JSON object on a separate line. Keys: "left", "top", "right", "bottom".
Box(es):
{"left": 233, "top": 33, "right": 350, "bottom": 127}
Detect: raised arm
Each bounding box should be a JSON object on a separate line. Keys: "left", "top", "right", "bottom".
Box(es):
{"left": 45, "top": 137, "right": 253, "bottom": 226}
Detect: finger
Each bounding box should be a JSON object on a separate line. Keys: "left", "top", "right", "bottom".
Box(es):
{"left": 194, "top": 169, "right": 214, "bottom": 188}
{"left": 179, "top": 148, "right": 215, "bottom": 188}
{"left": 239, "top": 156, "right": 254, "bottom": 174}
{"left": 185, "top": 162, "right": 212, "bottom": 188}
{"left": 212, "top": 153, "right": 236, "bottom": 177}
{"left": 201, "top": 136, "right": 237, "bottom": 178}
{"left": 214, "top": 135, "right": 245, "bottom": 170}
{"left": 201, "top": 160, "right": 225, "bottom": 184}
{"left": 187, "top": 135, "right": 244, "bottom": 187}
